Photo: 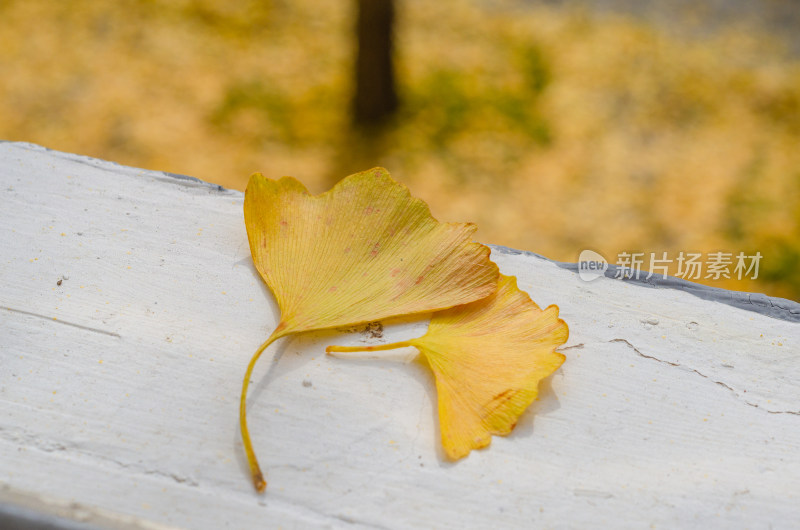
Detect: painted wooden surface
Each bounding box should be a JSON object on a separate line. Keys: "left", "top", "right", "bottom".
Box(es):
{"left": 1, "top": 141, "right": 799, "bottom": 529}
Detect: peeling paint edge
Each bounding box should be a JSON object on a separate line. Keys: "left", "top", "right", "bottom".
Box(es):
{"left": 490, "top": 244, "right": 800, "bottom": 323}
{"left": 2, "top": 141, "right": 231, "bottom": 194}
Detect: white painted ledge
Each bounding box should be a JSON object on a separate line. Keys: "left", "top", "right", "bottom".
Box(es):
{"left": 1, "top": 141, "right": 799, "bottom": 529}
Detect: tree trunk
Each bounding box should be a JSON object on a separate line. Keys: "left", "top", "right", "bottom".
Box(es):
{"left": 353, "top": 0, "right": 398, "bottom": 128}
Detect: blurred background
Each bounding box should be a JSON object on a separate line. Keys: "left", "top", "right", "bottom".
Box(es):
{"left": 2, "top": 0, "right": 799, "bottom": 300}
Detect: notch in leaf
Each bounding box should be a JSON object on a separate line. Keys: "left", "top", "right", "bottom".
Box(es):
{"left": 328, "top": 274, "right": 567, "bottom": 459}
{"left": 241, "top": 167, "right": 499, "bottom": 492}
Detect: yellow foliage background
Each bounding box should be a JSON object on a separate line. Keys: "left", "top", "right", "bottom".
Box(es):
{"left": 2, "top": 0, "right": 799, "bottom": 300}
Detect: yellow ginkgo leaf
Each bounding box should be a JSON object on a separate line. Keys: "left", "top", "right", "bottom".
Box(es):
{"left": 240, "top": 167, "right": 499, "bottom": 491}
{"left": 327, "top": 274, "right": 567, "bottom": 459}
{"left": 245, "top": 167, "right": 498, "bottom": 335}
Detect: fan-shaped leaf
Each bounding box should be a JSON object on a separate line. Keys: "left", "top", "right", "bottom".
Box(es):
{"left": 244, "top": 167, "right": 499, "bottom": 336}
{"left": 328, "top": 274, "right": 567, "bottom": 459}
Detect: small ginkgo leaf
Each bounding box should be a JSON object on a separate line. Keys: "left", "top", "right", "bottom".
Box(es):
{"left": 327, "top": 274, "right": 567, "bottom": 460}
{"left": 240, "top": 167, "right": 499, "bottom": 491}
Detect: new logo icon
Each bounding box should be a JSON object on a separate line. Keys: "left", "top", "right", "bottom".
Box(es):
{"left": 578, "top": 249, "right": 608, "bottom": 281}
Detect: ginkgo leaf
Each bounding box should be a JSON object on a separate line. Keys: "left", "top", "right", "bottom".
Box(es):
{"left": 244, "top": 167, "right": 498, "bottom": 335}
{"left": 240, "top": 167, "right": 500, "bottom": 491}
{"left": 327, "top": 274, "right": 567, "bottom": 460}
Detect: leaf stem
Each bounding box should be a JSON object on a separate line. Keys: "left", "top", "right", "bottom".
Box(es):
{"left": 326, "top": 340, "right": 412, "bottom": 354}
{"left": 240, "top": 325, "right": 288, "bottom": 493}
